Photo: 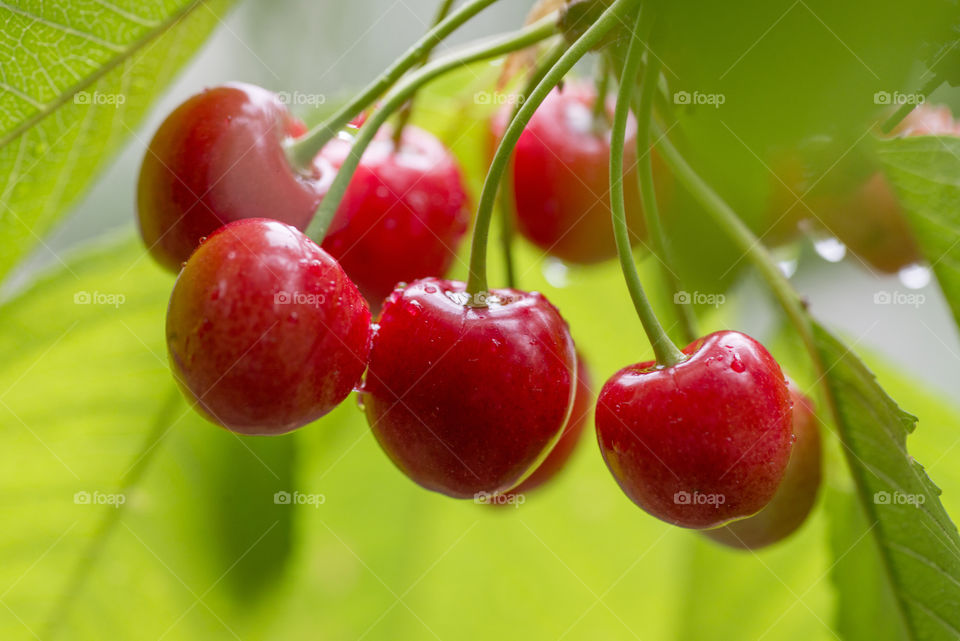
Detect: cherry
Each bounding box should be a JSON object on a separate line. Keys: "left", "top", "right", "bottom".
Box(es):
{"left": 319, "top": 126, "right": 470, "bottom": 309}
{"left": 507, "top": 351, "right": 593, "bottom": 496}
{"left": 138, "top": 83, "right": 329, "bottom": 272}
{"left": 704, "top": 378, "right": 821, "bottom": 548}
{"left": 492, "top": 79, "right": 668, "bottom": 264}
{"left": 166, "top": 218, "right": 371, "bottom": 435}
{"left": 361, "top": 278, "right": 577, "bottom": 498}
{"left": 812, "top": 104, "right": 958, "bottom": 273}
{"left": 595, "top": 330, "right": 793, "bottom": 529}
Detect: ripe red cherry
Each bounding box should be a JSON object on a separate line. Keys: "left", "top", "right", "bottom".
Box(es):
{"left": 507, "top": 352, "right": 593, "bottom": 496}
{"left": 704, "top": 378, "right": 821, "bottom": 548}
{"left": 319, "top": 126, "right": 470, "bottom": 309}
{"left": 492, "top": 80, "right": 657, "bottom": 264}
{"left": 138, "top": 83, "right": 329, "bottom": 271}
{"left": 166, "top": 218, "right": 371, "bottom": 435}
{"left": 361, "top": 278, "right": 577, "bottom": 498}
{"left": 595, "top": 330, "right": 793, "bottom": 529}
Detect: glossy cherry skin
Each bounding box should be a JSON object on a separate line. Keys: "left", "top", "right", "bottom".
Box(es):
{"left": 166, "top": 218, "right": 371, "bottom": 435}
{"left": 493, "top": 80, "right": 665, "bottom": 264}
{"left": 704, "top": 378, "right": 821, "bottom": 548}
{"left": 361, "top": 278, "right": 577, "bottom": 498}
{"left": 595, "top": 330, "right": 793, "bottom": 529}
{"left": 508, "top": 352, "right": 593, "bottom": 495}
{"left": 138, "top": 83, "right": 329, "bottom": 272}
{"left": 320, "top": 126, "right": 470, "bottom": 309}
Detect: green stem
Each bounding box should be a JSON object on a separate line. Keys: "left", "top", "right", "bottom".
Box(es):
{"left": 466, "top": 0, "right": 641, "bottom": 295}
{"left": 304, "top": 15, "right": 561, "bottom": 242}
{"left": 610, "top": 10, "right": 685, "bottom": 367}
{"left": 880, "top": 75, "right": 943, "bottom": 134}
{"left": 497, "top": 40, "right": 568, "bottom": 289}
{"left": 391, "top": 0, "right": 458, "bottom": 148}
{"left": 633, "top": 37, "right": 697, "bottom": 344}
{"left": 653, "top": 130, "right": 818, "bottom": 363}
{"left": 286, "top": 0, "right": 500, "bottom": 171}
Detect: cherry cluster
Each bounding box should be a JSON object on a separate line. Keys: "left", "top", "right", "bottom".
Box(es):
{"left": 136, "top": 73, "right": 822, "bottom": 550}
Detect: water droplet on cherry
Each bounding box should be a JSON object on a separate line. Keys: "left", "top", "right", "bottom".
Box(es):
{"left": 730, "top": 355, "right": 746, "bottom": 373}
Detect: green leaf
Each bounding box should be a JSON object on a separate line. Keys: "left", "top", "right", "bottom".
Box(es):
{"left": 0, "top": 239, "right": 294, "bottom": 639}
{"left": 878, "top": 135, "right": 960, "bottom": 332}
{"left": 826, "top": 485, "right": 909, "bottom": 641}
{"left": 813, "top": 322, "right": 960, "bottom": 640}
{"left": 0, "top": 0, "right": 235, "bottom": 284}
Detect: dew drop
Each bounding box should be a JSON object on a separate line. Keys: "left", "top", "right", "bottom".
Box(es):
{"left": 355, "top": 394, "right": 366, "bottom": 411}
{"left": 287, "top": 311, "right": 299, "bottom": 323}
{"left": 812, "top": 237, "right": 846, "bottom": 263}
{"left": 407, "top": 300, "right": 423, "bottom": 316}
{"left": 542, "top": 257, "right": 569, "bottom": 288}
{"left": 198, "top": 236, "right": 207, "bottom": 245}
{"left": 424, "top": 285, "right": 438, "bottom": 294}
{"left": 777, "top": 258, "right": 798, "bottom": 278}
{"left": 898, "top": 263, "right": 931, "bottom": 290}
{"left": 730, "top": 355, "right": 746, "bottom": 373}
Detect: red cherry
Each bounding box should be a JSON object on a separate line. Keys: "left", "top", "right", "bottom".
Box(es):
{"left": 138, "top": 83, "right": 330, "bottom": 271}
{"left": 166, "top": 218, "right": 371, "bottom": 435}
{"left": 361, "top": 278, "right": 577, "bottom": 498}
{"left": 595, "top": 330, "right": 793, "bottom": 529}
{"left": 492, "top": 79, "right": 668, "bottom": 264}
{"left": 704, "top": 378, "right": 821, "bottom": 548}
{"left": 319, "top": 126, "right": 470, "bottom": 309}
{"left": 508, "top": 352, "right": 594, "bottom": 495}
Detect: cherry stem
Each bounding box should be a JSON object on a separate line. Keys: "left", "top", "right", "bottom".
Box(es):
{"left": 286, "top": 0, "right": 501, "bottom": 171}
{"left": 497, "top": 40, "right": 568, "bottom": 289}
{"left": 632, "top": 29, "right": 698, "bottom": 344}
{"left": 465, "top": 0, "right": 641, "bottom": 296}
{"left": 880, "top": 74, "right": 943, "bottom": 134}
{"left": 304, "top": 15, "right": 561, "bottom": 243}
{"left": 653, "top": 130, "right": 818, "bottom": 363}
{"left": 610, "top": 9, "right": 685, "bottom": 367}
{"left": 391, "top": 0, "right": 458, "bottom": 149}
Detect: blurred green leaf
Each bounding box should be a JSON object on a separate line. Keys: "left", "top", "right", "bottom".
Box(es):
{"left": 814, "top": 322, "right": 960, "bottom": 641}
{"left": 0, "top": 0, "right": 235, "bottom": 284}
{"left": 0, "top": 239, "right": 295, "bottom": 639}
{"left": 878, "top": 135, "right": 960, "bottom": 334}
{"left": 827, "top": 485, "right": 909, "bottom": 641}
